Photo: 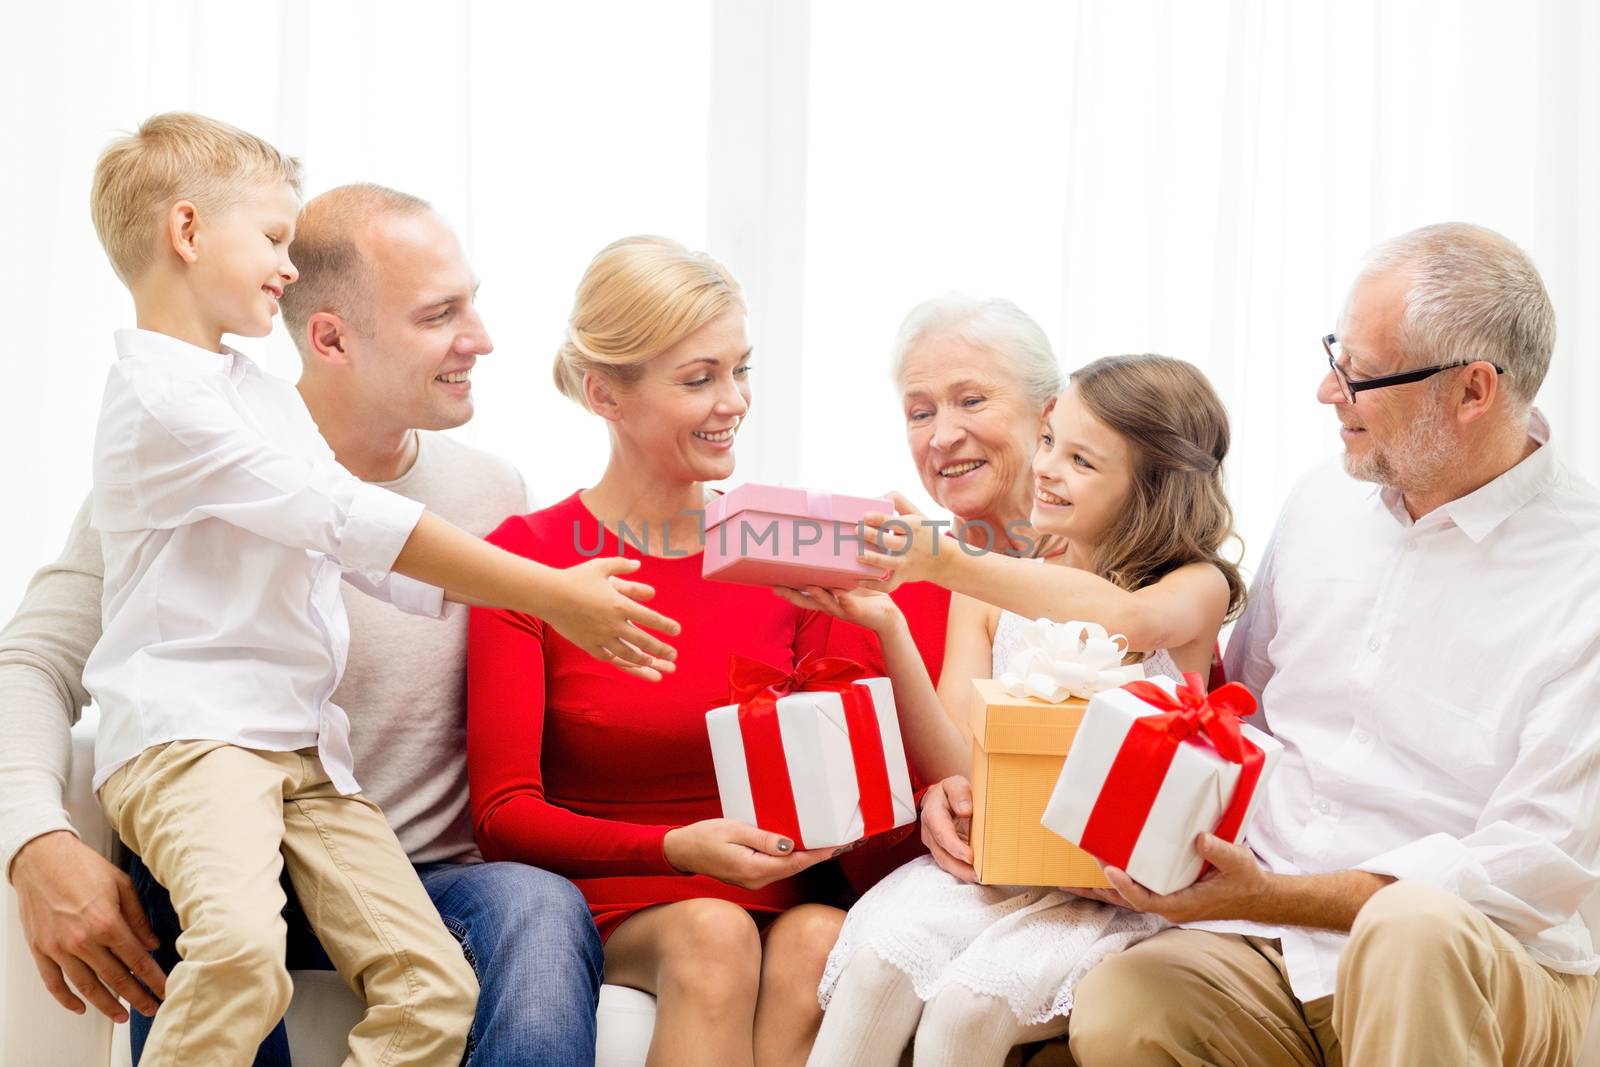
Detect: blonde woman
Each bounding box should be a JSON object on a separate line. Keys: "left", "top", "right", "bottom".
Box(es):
{"left": 466, "top": 237, "right": 846, "bottom": 1067}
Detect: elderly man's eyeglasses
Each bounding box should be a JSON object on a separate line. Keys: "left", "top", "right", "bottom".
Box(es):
{"left": 1322, "top": 334, "right": 1505, "bottom": 405}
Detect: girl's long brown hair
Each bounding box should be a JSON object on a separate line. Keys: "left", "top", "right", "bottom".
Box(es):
{"left": 1071, "top": 354, "right": 1247, "bottom": 621}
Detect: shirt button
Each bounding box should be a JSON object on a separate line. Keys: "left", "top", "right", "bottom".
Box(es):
{"left": 1368, "top": 637, "right": 1381, "bottom": 652}
{"left": 1353, "top": 730, "right": 1371, "bottom": 744}
{"left": 1314, "top": 798, "right": 1332, "bottom": 814}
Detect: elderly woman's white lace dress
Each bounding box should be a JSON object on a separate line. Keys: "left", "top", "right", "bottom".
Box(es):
{"left": 817, "top": 609, "right": 1177, "bottom": 1024}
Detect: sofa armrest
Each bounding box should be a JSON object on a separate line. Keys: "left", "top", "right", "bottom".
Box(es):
{"left": 2, "top": 708, "right": 118, "bottom": 1066}
{"left": 63, "top": 709, "right": 125, "bottom": 867}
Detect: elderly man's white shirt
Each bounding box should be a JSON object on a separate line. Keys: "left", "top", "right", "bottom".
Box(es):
{"left": 85, "top": 328, "right": 441, "bottom": 796}
{"left": 1216, "top": 410, "right": 1600, "bottom": 1001}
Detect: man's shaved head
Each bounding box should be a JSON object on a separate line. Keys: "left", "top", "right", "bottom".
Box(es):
{"left": 279, "top": 183, "right": 432, "bottom": 345}
{"left": 286, "top": 186, "right": 489, "bottom": 441}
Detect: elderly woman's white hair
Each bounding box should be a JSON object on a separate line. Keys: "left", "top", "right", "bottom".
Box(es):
{"left": 889, "top": 293, "right": 1063, "bottom": 405}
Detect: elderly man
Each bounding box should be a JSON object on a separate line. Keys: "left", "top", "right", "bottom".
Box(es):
{"left": 906, "top": 222, "right": 1600, "bottom": 1066}
{"left": 1057, "top": 222, "right": 1600, "bottom": 1065}
{"left": 2, "top": 184, "right": 603, "bottom": 1065}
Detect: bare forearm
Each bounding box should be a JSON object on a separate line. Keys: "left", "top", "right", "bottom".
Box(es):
{"left": 1104, "top": 835, "right": 1399, "bottom": 931}
{"left": 878, "top": 618, "right": 968, "bottom": 781}
{"left": 1253, "top": 870, "right": 1396, "bottom": 931}
{"left": 930, "top": 549, "right": 1158, "bottom": 647}
{"left": 391, "top": 512, "right": 560, "bottom": 612}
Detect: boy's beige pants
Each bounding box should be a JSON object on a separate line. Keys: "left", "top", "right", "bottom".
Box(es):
{"left": 1058, "top": 881, "right": 1596, "bottom": 1067}
{"left": 100, "top": 741, "right": 478, "bottom": 1067}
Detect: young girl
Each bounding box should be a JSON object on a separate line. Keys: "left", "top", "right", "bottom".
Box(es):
{"left": 776, "top": 354, "right": 1247, "bottom": 1066}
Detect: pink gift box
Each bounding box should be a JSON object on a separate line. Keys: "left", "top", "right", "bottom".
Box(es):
{"left": 702, "top": 484, "right": 893, "bottom": 589}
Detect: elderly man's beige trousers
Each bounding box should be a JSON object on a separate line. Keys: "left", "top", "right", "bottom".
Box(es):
{"left": 1063, "top": 881, "right": 1595, "bottom": 1067}
{"left": 100, "top": 741, "right": 479, "bottom": 1067}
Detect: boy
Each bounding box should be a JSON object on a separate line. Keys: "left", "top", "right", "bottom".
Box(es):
{"left": 84, "top": 113, "right": 678, "bottom": 1066}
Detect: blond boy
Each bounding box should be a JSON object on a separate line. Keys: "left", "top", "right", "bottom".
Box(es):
{"left": 85, "top": 113, "right": 679, "bottom": 1066}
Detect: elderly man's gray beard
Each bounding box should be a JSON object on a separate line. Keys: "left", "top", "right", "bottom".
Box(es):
{"left": 1343, "top": 396, "right": 1458, "bottom": 496}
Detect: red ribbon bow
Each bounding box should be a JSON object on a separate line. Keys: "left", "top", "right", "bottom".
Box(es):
{"left": 725, "top": 655, "right": 897, "bottom": 849}
{"left": 728, "top": 654, "right": 872, "bottom": 703}
{"left": 1077, "top": 673, "right": 1264, "bottom": 878}
{"left": 1119, "top": 673, "right": 1257, "bottom": 760}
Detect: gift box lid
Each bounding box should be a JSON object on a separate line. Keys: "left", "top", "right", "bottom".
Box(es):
{"left": 970, "top": 678, "right": 1088, "bottom": 756}
{"left": 704, "top": 484, "right": 893, "bottom": 530}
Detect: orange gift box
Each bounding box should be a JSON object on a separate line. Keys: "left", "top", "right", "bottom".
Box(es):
{"left": 968, "top": 677, "right": 1111, "bottom": 888}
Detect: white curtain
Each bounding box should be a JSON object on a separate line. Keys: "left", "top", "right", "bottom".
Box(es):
{"left": 798, "top": 0, "right": 1600, "bottom": 563}
{"left": 3, "top": 0, "right": 1597, "bottom": 611}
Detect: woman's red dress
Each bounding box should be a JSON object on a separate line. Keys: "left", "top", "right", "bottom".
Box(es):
{"left": 467, "top": 492, "right": 838, "bottom": 941}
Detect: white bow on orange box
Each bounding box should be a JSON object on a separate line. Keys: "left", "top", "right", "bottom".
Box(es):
{"left": 996, "top": 619, "right": 1146, "bottom": 704}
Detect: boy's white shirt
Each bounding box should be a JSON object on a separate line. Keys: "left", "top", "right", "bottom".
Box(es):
{"left": 85, "top": 327, "right": 442, "bottom": 795}
{"left": 0, "top": 435, "right": 529, "bottom": 874}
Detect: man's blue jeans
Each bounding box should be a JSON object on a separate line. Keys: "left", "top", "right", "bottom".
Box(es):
{"left": 128, "top": 856, "right": 603, "bottom": 1067}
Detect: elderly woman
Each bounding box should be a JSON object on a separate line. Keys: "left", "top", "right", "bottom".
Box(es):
{"left": 807, "top": 296, "right": 1064, "bottom": 897}
{"left": 466, "top": 236, "right": 847, "bottom": 1067}
{"left": 794, "top": 340, "right": 1245, "bottom": 1065}
{"left": 823, "top": 293, "right": 1065, "bottom": 683}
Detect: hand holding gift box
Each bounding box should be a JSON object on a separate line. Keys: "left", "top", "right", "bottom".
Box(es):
{"left": 968, "top": 620, "right": 1146, "bottom": 887}
{"left": 702, "top": 483, "right": 894, "bottom": 589}
{"left": 1041, "top": 672, "right": 1283, "bottom": 895}
{"left": 706, "top": 655, "right": 917, "bottom": 850}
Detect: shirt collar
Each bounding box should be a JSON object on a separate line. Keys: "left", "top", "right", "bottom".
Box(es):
{"left": 114, "top": 327, "right": 252, "bottom": 380}
{"left": 1375, "top": 409, "right": 1555, "bottom": 541}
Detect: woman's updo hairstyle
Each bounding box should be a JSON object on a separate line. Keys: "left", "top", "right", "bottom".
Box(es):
{"left": 553, "top": 235, "right": 744, "bottom": 410}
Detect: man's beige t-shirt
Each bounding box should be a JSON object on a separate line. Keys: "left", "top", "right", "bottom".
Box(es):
{"left": 334, "top": 430, "right": 527, "bottom": 864}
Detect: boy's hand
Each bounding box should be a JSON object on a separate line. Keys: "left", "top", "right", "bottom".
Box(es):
{"left": 544, "top": 557, "right": 681, "bottom": 681}
{"left": 11, "top": 831, "right": 166, "bottom": 1022}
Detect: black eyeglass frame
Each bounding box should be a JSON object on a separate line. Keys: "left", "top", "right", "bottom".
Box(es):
{"left": 1322, "top": 334, "right": 1504, "bottom": 404}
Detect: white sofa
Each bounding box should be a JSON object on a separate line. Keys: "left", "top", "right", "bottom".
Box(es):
{"left": 0, "top": 712, "right": 657, "bottom": 1067}
{"left": 6, "top": 712, "right": 1600, "bottom": 1066}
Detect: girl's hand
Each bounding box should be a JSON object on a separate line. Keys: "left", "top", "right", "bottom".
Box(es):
{"left": 920, "top": 776, "right": 978, "bottom": 883}
{"left": 661, "top": 819, "right": 833, "bottom": 890}
{"left": 773, "top": 584, "right": 904, "bottom": 635}
{"left": 856, "top": 492, "right": 947, "bottom": 592}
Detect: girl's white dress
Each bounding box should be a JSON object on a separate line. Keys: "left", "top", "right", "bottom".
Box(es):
{"left": 817, "top": 610, "right": 1175, "bottom": 1024}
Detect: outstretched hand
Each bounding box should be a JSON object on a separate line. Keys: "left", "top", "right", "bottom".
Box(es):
{"left": 545, "top": 557, "right": 681, "bottom": 681}
{"left": 772, "top": 584, "right": 903, "bottom": 635}
{"left": 855, "top": 492, "right": 948, "bottom": 592}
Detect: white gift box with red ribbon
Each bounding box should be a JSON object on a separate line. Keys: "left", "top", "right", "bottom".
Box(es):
{"left": 706, "top": 656, "right": 917, "bottom": 850}
{"left": 1040, "top": 673, "right": 1283, "bottom": 895}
